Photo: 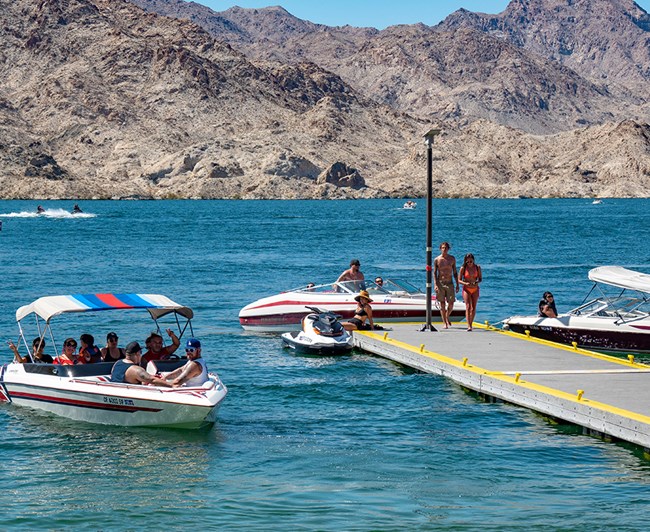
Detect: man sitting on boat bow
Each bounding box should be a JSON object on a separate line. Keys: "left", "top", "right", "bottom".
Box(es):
{"left": 110, "top": 341, "right": 173, "bottom": 387}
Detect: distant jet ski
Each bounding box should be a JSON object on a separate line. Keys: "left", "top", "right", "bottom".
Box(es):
{"left": 71, "top": 204, "right": 83, "bottom": 214}
{"left": 37, "top": 205, "right": 45, "bottom": 214}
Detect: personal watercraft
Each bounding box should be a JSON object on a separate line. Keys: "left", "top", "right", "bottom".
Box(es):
{"left": 281, "top": 306, "right": 353, "bottom": 355}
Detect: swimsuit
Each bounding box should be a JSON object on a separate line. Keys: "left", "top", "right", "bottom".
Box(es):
{"left": 461, "top": 265, "right": 480, "bottom": 296}
{"left": 348, "top": 304, "right": 371, "bottom": 329}
{"left": 436, "top": 281, "right": 455, "bottom": 303}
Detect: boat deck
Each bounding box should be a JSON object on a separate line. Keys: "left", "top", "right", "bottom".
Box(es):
{"left": 353, "top": 322, "right": 650, "bottom": 451}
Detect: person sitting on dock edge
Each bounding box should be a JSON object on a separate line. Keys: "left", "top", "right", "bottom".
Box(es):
{"left": 344, "top": 290, "right": 375, "bottom": 331}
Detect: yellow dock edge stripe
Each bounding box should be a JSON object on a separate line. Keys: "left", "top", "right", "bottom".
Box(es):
{"left": 376, "top": 320, "right": 650, "bottom": 368}
{"left": 358, "top": 327, "right": 650, "bottom": 425}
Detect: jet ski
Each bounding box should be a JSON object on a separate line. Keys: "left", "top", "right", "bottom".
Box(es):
{"left": 281, "top": 306, "right": 353, "bottom": 355}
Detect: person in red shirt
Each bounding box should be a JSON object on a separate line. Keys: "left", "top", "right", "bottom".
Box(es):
{"left": 53, "top": 338, "right": 77, "bottom": 365}
{"left": 141, "top": 329, "right": 180, "bottom": 365}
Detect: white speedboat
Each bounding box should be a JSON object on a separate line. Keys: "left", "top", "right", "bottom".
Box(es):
{"left": 282, "top": 307, "right": 353, "bottom": 355}
{"left": 240, "top": 279, "right": 466, "bottom": 332}
{"left": 503, "top": 266, "right": 650, "bottom": 354}
{"left": 0, "top": 293, "right": 227, "bottom": 429}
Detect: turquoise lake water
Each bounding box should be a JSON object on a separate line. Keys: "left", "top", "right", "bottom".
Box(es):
{"left": 1, "top": 198, "right": 649, "bottom": 530}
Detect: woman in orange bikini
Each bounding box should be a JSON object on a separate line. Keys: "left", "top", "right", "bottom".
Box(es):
{"left": 459, "top": 253, "right": 482, "bottom": 331}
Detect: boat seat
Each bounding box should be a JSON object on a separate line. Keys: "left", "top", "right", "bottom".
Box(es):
{"left": 22, "top": 362, "right": 116, "bottom": 377}
{"left": 56, "top": 362, "right": 116, "bottom": 378}
{"left": 145, "top": 359, "right": 187, "bottom": 374}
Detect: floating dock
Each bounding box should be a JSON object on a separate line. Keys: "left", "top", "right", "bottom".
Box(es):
{"left": 354, "top": 322, "right": 650, "bottom": 452}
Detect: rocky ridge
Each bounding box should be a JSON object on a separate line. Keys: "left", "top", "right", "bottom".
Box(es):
{"left": 0, "top": 0, "right": 649, "bottom": 199}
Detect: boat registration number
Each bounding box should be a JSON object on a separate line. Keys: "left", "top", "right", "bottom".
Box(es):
{"left": 103, "top": 396, "right": 135, "bottom": 406}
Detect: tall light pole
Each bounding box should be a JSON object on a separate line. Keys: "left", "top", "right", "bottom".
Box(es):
{"left": 422, "top": 128, "right": 441, "bottom": 332}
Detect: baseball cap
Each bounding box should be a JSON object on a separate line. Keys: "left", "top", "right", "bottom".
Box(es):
{"left": 125, "top": 341, "right": 142, "bottom": 355}
{"left": 186, "top": 338, "right": 201, "bottom": 348}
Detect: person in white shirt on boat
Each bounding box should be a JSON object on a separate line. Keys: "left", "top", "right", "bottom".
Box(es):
{"left": 163, "top": 338, "right": 209, "bottom": 387}
{"left": 110, "top": 341, "right": 173, "bottom": 387}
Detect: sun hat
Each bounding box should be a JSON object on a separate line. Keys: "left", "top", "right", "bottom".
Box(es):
{"left": 355, "top": 290, "right": 373, "bottom": 303}
{"left": 125, "top": 341, "right": 142, "bottom": 355}
{"left": 186, "top": 338, "right": 201, "bottom": 348}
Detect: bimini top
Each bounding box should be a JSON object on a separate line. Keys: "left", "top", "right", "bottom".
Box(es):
{"left": 16, "top": 293, "right": 193, "bottom": 323}
{"left": 588, "top": 266, "right": 650, "bottom": 294}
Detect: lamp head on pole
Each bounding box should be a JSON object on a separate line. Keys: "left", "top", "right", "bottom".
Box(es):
{"left": 423, "top": 128, "right": 441, "bottom": 147}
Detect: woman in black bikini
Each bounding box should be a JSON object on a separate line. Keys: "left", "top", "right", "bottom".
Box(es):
{"left": 101, "top": 331, "right": 126, "bottom": 362}
{"left": 344, "top": 290, "right": 375, "bottom": 331}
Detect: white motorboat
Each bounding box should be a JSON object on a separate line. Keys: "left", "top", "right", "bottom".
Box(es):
{"left": 403, "top": 201, "right": 417, "bottom": 209}
{"left": 282, "top": 307, "right": 354, "bottom": 355}
{"left": 502, "top": 266, "right": 650, "bottom": 354}
{"left": 240, "top": 279, "right": 466, "bottom": 332}
{"left": 0, "top": 293, "right": 227, "bottom": 429}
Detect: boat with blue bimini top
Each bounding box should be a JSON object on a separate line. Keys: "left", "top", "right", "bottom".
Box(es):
{"left": 0, "top": 293, "right": 227, "bottom": 429}
{"left": 239, "top": 278, "right": 466, "bottom": 332}
{"left": 502, "top": 266, "right": 650, "bottom": 354}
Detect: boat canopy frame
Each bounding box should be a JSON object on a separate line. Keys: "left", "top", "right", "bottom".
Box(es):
{"left": 15, "top": 293, "right": 194, "bottom": 363}
{"left": 574, "top": 267, "right": 650, "bottom": 324}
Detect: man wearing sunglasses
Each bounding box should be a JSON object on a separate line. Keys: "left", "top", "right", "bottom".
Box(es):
{"left": 164, "top": 338, "right": 208, "bottom": 388}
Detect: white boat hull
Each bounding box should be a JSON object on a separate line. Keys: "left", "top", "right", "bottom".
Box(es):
{"left": 1, "top": 363, "right": 227, "bottom": 429}
{"left": 240, "top": 284, "right": 466, "bottom": 332}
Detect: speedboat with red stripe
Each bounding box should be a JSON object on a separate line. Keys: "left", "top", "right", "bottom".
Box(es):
{"left": 503, "top": 266, "right": 650, "bottom": 354}
{"left": 0, "top": 293, "right": 227, "bottom": 429}
{"left": 239, "top": 279, "right": 466, "bottom": 332}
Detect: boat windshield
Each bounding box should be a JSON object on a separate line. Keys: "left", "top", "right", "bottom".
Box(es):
{"left": 293, "top": 281, "right": 366, "bottom": 294}
{"left": 381, "top": 279, "right": 424, "bottom": 295}
{"left": 570, "top": 295, "right": 650, "bottom": 321}
{"left": 292, "top": 279, "right": 425, "bottom": 297}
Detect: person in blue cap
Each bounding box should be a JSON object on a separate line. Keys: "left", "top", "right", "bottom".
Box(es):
{"left": 164, "top": 338, "right": 208, "bottom": 387}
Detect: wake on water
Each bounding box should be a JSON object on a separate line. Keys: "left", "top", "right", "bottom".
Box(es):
{"left": 0, "top": 208, "right": 96, "bottom": 219}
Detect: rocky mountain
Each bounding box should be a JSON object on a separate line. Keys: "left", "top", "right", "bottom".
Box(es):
{"left": 131, "top": 0, "right": 650, "bottom": 134}
{"left": 0, "top": 0, "right": 422, "bottom": 199}
{"left": 439, "top": 0, "right": 650, "bottom": 98}
{"left": 0, "top": 0, "right": 649, "bottom": 199}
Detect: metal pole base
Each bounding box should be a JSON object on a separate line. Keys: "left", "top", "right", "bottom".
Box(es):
{"left": 419, "top": 324, "right": 438, "bottom": 332}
